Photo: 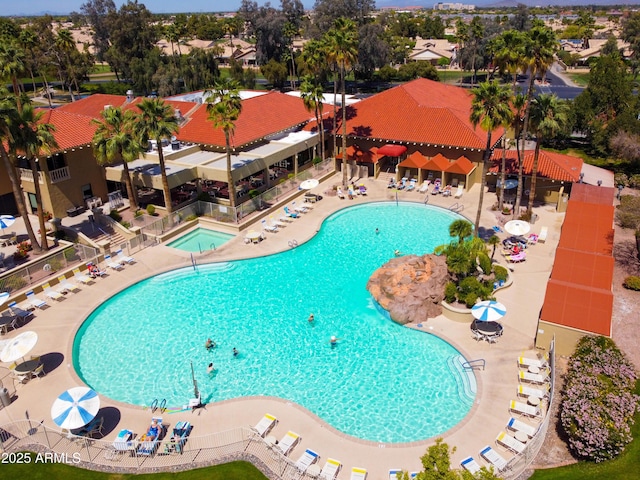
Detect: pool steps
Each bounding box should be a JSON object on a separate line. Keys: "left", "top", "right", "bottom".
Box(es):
{"left": 153, "top": 263, "right": 235, "bottom": 282}
{"left": 448, "top": 355, "right": 477, "bottom": 402}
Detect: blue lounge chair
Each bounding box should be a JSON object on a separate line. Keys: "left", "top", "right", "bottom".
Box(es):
{"left": 137, "top": 417, "right": 163, "bottom": 456}
{"left": 406, "top": 179, "right": 416, "bottom": 191}
{"left": 492, "top": 225, "right": 503, "bottom": 233}
{"left": 164, "top": 421, "right": 191, "bottom": 454}
{"left": 7, "top": 301, "right": 34, "bottom": 322}
{"left": 25, "top": 290, "right": 47, "bottom": 309}
{"left": 284, "top": 207, "right": 299, "bottom": 219}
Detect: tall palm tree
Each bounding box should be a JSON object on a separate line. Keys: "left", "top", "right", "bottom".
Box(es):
{"left": 11, "top": 102, "right": 58, "bottom": 251}
{"left": 300, "top": 76, "right": 325, "bottom": 160}
{"left": 503, "top": 93, "right": 526, "bottom": 212}
{"left": 527, "top": 94, "right": 569, "bottom": 214}
{"left": 0, "top": 42, "right": 26, "bottom": 113}
{"left": 0, "top": 93, "right": 40, "bottom": 251}
{"left": 489, "top": 30, "right": 526, "bottom": 86}
{"left": 205, "top": 78, "right": 242, "bottom": 209}
{"left": 134, "top": 98, "right": 179, "bottom": 214}
{"left": 470, "top": 81, "right": 514, "bottom": 236}
{"left": 92, "top": 107, "right": 143, "bottom": 211}
{"left": 515, "top": 26, "right": 557, "bottom": 217}
{"left": 326, "top": 18, "right": 358, "bottom": 187}
{"left": 56, "top": 29, "right": 79, "bottom": 101}
{"left": 488, "top": 234, "right": 500, "bottom": 260}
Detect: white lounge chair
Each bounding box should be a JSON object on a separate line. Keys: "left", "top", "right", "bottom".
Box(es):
{"left": 460, "top": 456, "right": 481, "bottom": 474}
{"left": 42, "top": 283, "right": 64, "bottom": 301}
{"left": 25, "top": 290, "right": 47, "bottom": 309}
{"left": 510, "top": 400, "right": 542, "bottom": 418}
{"left": 507, "top": 417, "right": 538, "bottom": 438}
{"left": 73, "top": 268, "right": 93, "bottom": 284}
{"left": 320, "top": 458, "right": 341, "bottom": 480}
{"left": 496, "top": 431, "right": 526, "bottom": 454}
{"left": 277, "top": 431, "right": 300, "bottom": 456}
{"left": 417, "top": 180, "right": 430, "bottom": 193}
{"left": 389, "top": 469, "right": 402, "bottom": 479}
{"left": 295, "top": 448, "right": 319, "bottom": 472}
{"left": 518, "top": 370, "right": 549, "bottom": 384}
{"left": 114, "top": 249, "right": 135, "bottom": 264}
{"left": 252, "top": 413, "right": 277, "bottom": 437}
{"left": 57, "top": 275, "right": 80, "bottom": 293}
{"left": 518, "top": 384, "right": 548, "bottom": 399}
{"left": 518, "top": 355, "right": 548, "bottom": 369}
{"left": 104, "top": 255, "right": 124, "bottom": 270}
{"left": 292, "top": 201, "right": 309, "bottom": 213}
{"left": 261, "top": 219, "right": 278, "bottom": 233}
{"left": 350, "top": 467, "right": 367, "bottom": 480}
{"left": 479, "top": 445, "right": 508, "bottom": 471}
{"left": 454, "top": 185, "right": 464, "bottom": 198}
{"left": 269, "top": 216, "right": 286, "bottom": 228}
{"left": 538, "top": 226, "right": 548, "bottom": 243}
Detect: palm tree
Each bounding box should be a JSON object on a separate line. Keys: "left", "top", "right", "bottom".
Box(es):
{"left": 470, "top": 81, "right": 514, "bottom": 236}
{"left": 11, "top": 102, "right": 58, "bottom": 251}
{"left": 515, "top": 26, "right": 557, "bottom": 217}
{"left": 326, "top": 18, "right": 358, "bottom": 187}
{"left": 489, "top": 30, "right": 526, "bottom": 86}
{"left": 0, "top": 93, "right": 41, "bottom": 251}
{"left": 0, "top": 42, "right": 26, "bottom": 112}
{"left": 92, "top": 107, "right": 143, "bottom": 211}
{"left": 205, "top": 78, "right": 242, "bottom": 209}
{"left": 487, "top": 235, "right": 500, "bottom": 260}
{"left": 134, "top": 98, "right": 180, "bottom": 214}
{"left": 509, "top": 93, "right": 526, "bottom": 212}
{"left": 449, "top": 219, "right": 473, "bottom": 244}
{"left": 300, "top": 76, "right": 326, "bottom": 160}
{"left": 527, "top": 94, "right": 569, "bottom": 214}
{"left": 56, "top": 29, "right": 79, "bottom": 101}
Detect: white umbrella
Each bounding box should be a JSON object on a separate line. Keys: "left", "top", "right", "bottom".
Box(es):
{"left": 0, "top": 215, "right": 15, "bottom": 229}
{"left": 504, "top": 220, "right": 531, "bottom": 236}
{"left": 0, "top": 292, "right": 9, "bottom": 307}
{"left": 51, "top": 387, "right": 100, "bottom": 429}
{"left": 300, "top": 179, "right": 319, "bottom": 190}
{"left": 471, "top": 300, "right": 507, "bottom": 322}
{"left": 1, "top": 331, "right": 38, "bottom": 363}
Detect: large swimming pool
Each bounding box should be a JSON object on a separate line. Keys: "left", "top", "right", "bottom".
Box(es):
{"left": 74, "top": 202, "right": 475, "bottom": 443}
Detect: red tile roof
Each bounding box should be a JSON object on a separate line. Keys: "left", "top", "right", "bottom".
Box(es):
{"left": 37, "top": 109, "right": 98, "bottom": 152}
{"left": 337, "top": 78, "right": 501, "bottom": 150}
{"left": 423, "top": 153, "right": 451, "bottom": 171}
{"left": 56, "top": 94, "right": 128, "bottom": 118}
{"left": 446, "top": 156, "right": 475, "bottom": 175}
{"left": 570, "top": 182, "right": 615, "bottom": 205}
{"left": 558, "top": 203, "right": 614, "bottom": 256}
{"left": 178, "top": 91, "right": 317, "bottom": 148}
{"left": 489, "top": 149, "right": 582, "bottom": 182}
{"left": 377, "top": 144, "right": 407, "bottom": 157}
{"left": 399, "top": 151, "right": 429, "bottom": 168}
{"left": 550, "top": 248, "right": 614, "bottom": 290}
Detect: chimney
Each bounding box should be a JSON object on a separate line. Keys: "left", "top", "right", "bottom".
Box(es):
{"left": 126, "top": 90, "right": 134, "bottom": 103}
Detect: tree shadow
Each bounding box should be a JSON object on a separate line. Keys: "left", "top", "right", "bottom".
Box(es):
{"left": 613, "top": 240, "right": 640, "bottom": 274}
{"left": 40, "top": 352, "right": 64, "bottom": 376}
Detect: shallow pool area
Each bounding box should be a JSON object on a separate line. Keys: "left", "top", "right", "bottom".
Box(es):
{"left": 166, "top": 227, "right": 235, "bottom": 252}
{"left": 74, "top": 203, "right": 475, "bottom": 443}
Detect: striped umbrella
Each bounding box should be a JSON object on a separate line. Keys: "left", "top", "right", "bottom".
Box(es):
{"left": 0, "top": 215, "right": 15, "bottom": 229}
{"left": 471, "top": 300, "right": 507, "bottom": 322}
{"left": 51, "top": 387, "right": 100, "bottom": 429}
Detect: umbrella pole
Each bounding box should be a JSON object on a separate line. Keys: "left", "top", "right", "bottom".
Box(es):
{"left": 190, "top": 361, "right": 200, "bottom": 399}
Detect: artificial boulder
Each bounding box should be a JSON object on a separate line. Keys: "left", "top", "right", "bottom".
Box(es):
{"left": 366, "top": 254, "right": 449, "bottom": 325}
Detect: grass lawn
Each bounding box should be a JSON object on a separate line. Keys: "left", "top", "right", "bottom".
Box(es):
{"left": 1, "top": 458, "right": 268, "bottom": 480}
{"left": 530, "top": 382, "right": 640, "bottom": 480}
{"left": 565, "top": 72, "right": 589, "bottom": 87}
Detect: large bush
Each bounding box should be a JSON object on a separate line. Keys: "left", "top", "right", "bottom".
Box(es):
{"left": 560, "top": 336, "right": 639, "bottom": 462}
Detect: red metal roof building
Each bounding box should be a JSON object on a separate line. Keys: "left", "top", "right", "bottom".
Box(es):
{"left": 537, "top": 183, "right": 616, "bottom": 354}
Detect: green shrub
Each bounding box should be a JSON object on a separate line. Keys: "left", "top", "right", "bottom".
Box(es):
{"left": 444, "top": 282, "right": 457, "bottom": 303}
{"left": 109, "top": 210, "right": 122, "bottom": 222}
{"left": 63, "top": 248, "right": 77, "bottom": 261}
{"left": 629, "top": 174, "right": 640, "bottom": 188}
{"left": 134, "top": 209, "right": 144, "bottom": 218}
{"left": 614, "top": 172, "right": 628, "bottom": 187}
{"left": 2, "top": 274, "right": 27, "bottom": 292}
{"left": 248, "top": 189, "right": 260, "bottom": 198}
{"left": 464, "top": 292, "right": 478, "bottom": 308}
{"left": 623, "top": 275, "right": 640, "bottom": 291}
{"left": 477, "top": 253, "right": 491, "bottom": 274}
{"left": 185, "top": 214, "right": 198, "bottom": 221}
{"left": 458, "top": 276, "right": 491, "bottom": 300}
{"left": 312, "top": 156, "right": 322, "bottom": 165}
{"left": 493, "top": 265, "right": 509, "bottom": 282}
{"left": 121, "top": 221, "right": 131, "bottom": 229}
{"left": 48, "top": 258, "right": 64, "bottom": 271}
{"left": 146, "top": 204, "right": 156, "bottom": 216}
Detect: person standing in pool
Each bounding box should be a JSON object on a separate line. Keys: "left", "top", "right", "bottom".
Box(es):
{"left": 308, "top": 313, "right": 314, "bottom": 323}
{"left": 207, "top": 363, "right": 215, "bottom": 375}
{"left": 330, "top": 336, "right": 339, "bottom": 347}
{"left": 233, "top": 347, "right": 239, "bottom": 357}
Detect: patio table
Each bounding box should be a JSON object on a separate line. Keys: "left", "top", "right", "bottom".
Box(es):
{"left": 0, "top": 316, "right": 13, "bottom": 334}
{"left": 514, "top": 431, "right": 529, "bottom": 443}
{"left": 15, "top": 359, "right": 40, "bottom": 375}
{"left": 471, "top": 320, "right": 503, "bottom": 337}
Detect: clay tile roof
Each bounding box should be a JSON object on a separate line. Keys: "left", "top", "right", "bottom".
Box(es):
{"left": 37, "top": 109, "right": 98, "bottom": 152}
{"left": 558, "top": 203, "right": 614, "bottom": 255}
{"left": 423, "top": 153, "right": 451, "bottom": 171}
{"left": 377, "top": 144, "right": 407, "bottom": 157}
{"left": 570, "top": 182, "right": 615, "bottom": 205}
{"left": 489, "top": 149, "right": 582, "bottom": 182}
{"left": 399, "top": 151, "right": 428, "bottom": 168}
{"left": 57, "top": 94, "right": 128, "bottom": 118}
{"left": 445, "top": 155, "right": 475, "bottom": 175}
{"left": 178, "top": 91, "right": 315, "bottom": 148}
{"left": 550, "top": 248, "right": 614, "bottom": 290}
{"left": 338, "top": 78, "right": 499, "bottom": 149}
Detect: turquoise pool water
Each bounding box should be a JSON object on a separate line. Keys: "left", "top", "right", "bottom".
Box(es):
{"left": 74, "top": 202, "right": 475, "bottom": 443}
{"left": 167, "top": 227, "right": 235, "bottom": 252}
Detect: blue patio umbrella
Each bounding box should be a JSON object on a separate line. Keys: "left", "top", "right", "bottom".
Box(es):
{"left": 51, "top": 387, "right": 100, "bottom": 430}
{"left": 0, "top": 215, "right": 15, "bottom": 229}
{"left": 471, "top": 300, "right": 507, "bottom": 322}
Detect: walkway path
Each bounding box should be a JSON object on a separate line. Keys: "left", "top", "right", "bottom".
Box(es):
{"left": 0, "top": 174, "right": 565, "bottom": 478}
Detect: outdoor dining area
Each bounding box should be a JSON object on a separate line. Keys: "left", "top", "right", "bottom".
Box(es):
{"left": 2, "top": 331, "right": 45, "bottom": 387}
{"left": 470, "top": 300, "right": 506, "bottom": 343}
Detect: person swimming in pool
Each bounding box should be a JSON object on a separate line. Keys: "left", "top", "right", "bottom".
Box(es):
{"left": 330, "top": 335, "right": 339, "bottom": 347}
{"left": 233, "top": 347, "right": 239, "bottom": 357}
{"left": 308, "top": 313, "right": 314, "bottom": 323}
{"left": 205, "top": 338, "right": 215, "bottom": 350}
{"left": 207, "top": 362, "right": 215, "bottom": 375}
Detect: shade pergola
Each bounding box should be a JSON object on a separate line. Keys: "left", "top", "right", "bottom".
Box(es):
{"left": 420, "top": 153, "right": 450, "bottom": 184}
{"left": 445, "top": 155, "right": 475, "bottom": 189}
{"left": 398, "top": 151, "right": 429, "bottom": 181}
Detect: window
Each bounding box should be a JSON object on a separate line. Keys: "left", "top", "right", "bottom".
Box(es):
{"left": 82, "top": 184, "right": 93, "bottom": 200}
{"left": 47, "top": 153, "right": 66, "bottom": 171}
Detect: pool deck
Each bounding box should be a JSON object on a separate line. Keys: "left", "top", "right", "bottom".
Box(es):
{"left": 0, "top": 175, "right": 563, "bottom": 478}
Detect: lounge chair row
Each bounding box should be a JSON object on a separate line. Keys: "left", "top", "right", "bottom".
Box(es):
{"left": 460, "top": 445, "right": 509, "bottom": 474}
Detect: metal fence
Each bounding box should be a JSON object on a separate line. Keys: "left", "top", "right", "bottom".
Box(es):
{"left": 0, "top": 243, "right": 100, "bottom": 294}
{"left": 0, "top": 420, "right": 318, "bottom": 479}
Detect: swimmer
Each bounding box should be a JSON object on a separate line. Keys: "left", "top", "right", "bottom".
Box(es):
{"left": 394, "top": 249, "right": 402, "bottom": 257}
{"left": 233, "top": 347, "right": 239, "bottom": 357}
{"left": 205, "top": 338, "right": 215, "bottom": 350}
{"left": 375, "top": 228, "right": 380, "bottom": 234}
{"left": 207, "top": 362, "right": 215, "bottom": 374}
{"left": 308, "top": 313, "right": 314, "bottom": 323}
{"left": 330, "top": 335, "right": 338, "bottom": 346}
